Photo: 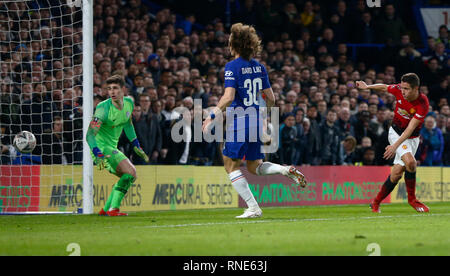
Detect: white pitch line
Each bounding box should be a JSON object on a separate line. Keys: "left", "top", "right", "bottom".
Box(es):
{"left": 104, "top": 213, "right": 450, "bottom": 229}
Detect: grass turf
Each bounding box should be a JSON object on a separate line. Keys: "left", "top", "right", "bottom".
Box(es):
{"left": 1, "top": 202, "right": 449, "bottom": 256}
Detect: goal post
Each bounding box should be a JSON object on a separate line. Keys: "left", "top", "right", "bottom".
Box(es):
{"left": 0, "top": 0, "right": 93, "bottom": 214}
{"left": 82, "top": 0, "right": 94, "bottom": 215}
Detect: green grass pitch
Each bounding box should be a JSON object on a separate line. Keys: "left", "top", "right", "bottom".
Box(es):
{"left": 1, "top": 202, "right": 449, "bottom": 256}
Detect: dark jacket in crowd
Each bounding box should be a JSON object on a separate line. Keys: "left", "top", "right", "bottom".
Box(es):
{"left": 304, "top": 119, "right": 322, "bottom": 165}
{"left": 129, "top": 113, "right": 162, "bottom": 165}
{"left": 319, "top": 122, "right": 342, "bottom": 165}
{"left": 278, "top": 125, "right": 300, "bottom": 165}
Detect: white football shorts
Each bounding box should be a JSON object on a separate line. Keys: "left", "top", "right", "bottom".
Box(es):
{"left": 388, "top": 127, "right": 420, "bottom": 166}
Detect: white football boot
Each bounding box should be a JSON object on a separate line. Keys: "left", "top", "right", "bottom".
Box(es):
{"left": 285, "top": 166, "right": 307, "bottom": 188}
{"left": 236, "top": 207, "right": 263, "bottom": 218}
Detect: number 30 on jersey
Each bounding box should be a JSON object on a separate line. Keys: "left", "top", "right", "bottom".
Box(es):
{"left": 243, "top": 78, "right": 262, "bottom": 106}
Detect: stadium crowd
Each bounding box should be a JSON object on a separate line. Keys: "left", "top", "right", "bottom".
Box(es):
{"left": 0, "top": 0, "right": 449, "bottom": 167}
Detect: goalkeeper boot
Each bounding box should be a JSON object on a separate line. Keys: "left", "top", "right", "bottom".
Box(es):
{"left": 408, "top": 199, "right": 429, "bottom": 213}
{"left": 98, "top": 209, "right": 107, "bottom": 216}
{"left": 106, "top": 208, "right": 128, "bottom": 216}
{"left": 285, "top": 166, "right": 307, "bottom": 188}
{"left": 236, "top": 207, "right": 262, "bottom": 218}
{"left": 370, "top": 201, "right": 381, "bottom": 213}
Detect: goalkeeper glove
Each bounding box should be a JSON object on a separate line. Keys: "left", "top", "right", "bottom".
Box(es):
{"left": 93, "top": 147, "right": 110, "bottom": 170}
{"left": 132, "top": 139, "right": 149, "bottom": 163}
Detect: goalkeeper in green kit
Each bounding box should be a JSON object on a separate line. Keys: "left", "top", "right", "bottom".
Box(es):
{"left": 86, "top": 75, "right": 149, "bottom": 216}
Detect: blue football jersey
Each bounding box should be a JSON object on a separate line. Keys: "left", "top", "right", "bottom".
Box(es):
{"left": 224, "top": 57, "right": 271, "bottom": 133}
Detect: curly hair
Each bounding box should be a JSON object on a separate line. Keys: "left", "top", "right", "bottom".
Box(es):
{"left": 228, "top": 23, "right": 261, "bottom": 60}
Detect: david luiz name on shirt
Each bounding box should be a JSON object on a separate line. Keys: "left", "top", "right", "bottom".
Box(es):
{"left": 241, "top": 66, "right": 262, "bottom": 74}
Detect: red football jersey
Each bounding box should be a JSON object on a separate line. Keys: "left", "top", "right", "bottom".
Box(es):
{"left": 387, "top": 84, "right": 429, "bottom": 138}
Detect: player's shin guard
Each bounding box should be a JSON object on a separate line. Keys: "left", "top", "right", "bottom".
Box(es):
{"left": 229, "top": 170, "right": 258, "bottom": 209}
{"left": 110, "top": 173, "right": 135, "bottom": 210}
{"left": 374, "top": 175, "right": 398, "bottom": 204}
{"left": 404, "top": 170, "right": 416, "bottom": 202}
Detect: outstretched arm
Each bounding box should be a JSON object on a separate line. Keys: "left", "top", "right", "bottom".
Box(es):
{"left": 355, "top": 81, "right": 388, "bottom": 93}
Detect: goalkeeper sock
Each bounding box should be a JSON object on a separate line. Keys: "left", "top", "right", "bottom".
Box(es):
{"left": 110, "top": 174, "right": 135, "bottom": 210}
{"left": 103, "top": 187, "right": 115, "bottom": 212}
{"left": 256, "top": 162, "right": 289, "bottom": 176}
{"left": 374, "top": 175, "right": 397, "bottom": 204}
{"left": 404, "top": 170, "right": 416, "bottom": 202}
{"left": 229, "top": 170, "right": 259, "bottom": 209}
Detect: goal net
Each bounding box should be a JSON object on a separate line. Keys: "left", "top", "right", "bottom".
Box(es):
{"left": 0, "top": 0, "right": 88, "bottom": 214}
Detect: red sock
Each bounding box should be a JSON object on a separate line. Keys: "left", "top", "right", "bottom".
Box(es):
{"left": 374, "top": 175, "right": 397, "bottom": 204}
{"left": 404, "top": 170, "right": 416, "bottom": 202}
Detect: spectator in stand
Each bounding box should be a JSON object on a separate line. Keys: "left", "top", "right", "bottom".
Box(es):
{"left": 256, "top": 0, "right": 282, "bottom": 41}
{"left": 300, "top": 1, "right": 315, "bottom": 28}
{"left": 138, "top": 93, "right": 152, "bottom": 116}
{"left": 281, "top": 2, "right": 303, "bottom": 41}
{"left": 436, "top": 25, "right": 449, "bottom": 49}
{"left": 354, "top": 136, "right": 372, "bottom": 162}
{"left": 126, "top": 104, "right": 161, "bottom": 165}
{"left": 41, "top": 116, "right": 72, "bottom": 164}
{"left": 432, "top": 42, "right": 448, "bottom": 68}
{"left": 397, "top": 43, "right": 422, "bottom": 77}
{"left": 147, "top": 53, "right": 161, "bottom": 85}
{"left": 440, "top": 104, "right": 450, "bottom": 117}
{"left": 329, "top": 13, "right": 347, "bottom": 44}
{"left": 310, "top": 15, "right": 325, "bottom": 43}
{"left": 340, "top": 135, "right": 358, "bottom": 165}
{"left": 317, "top": 100, "right": 327, "bottom": 118}
{"left": 361, "top": 147, "right": 376, "bottom": 166}
{"left": 319, "top": 109, "right": 342, "bottom": 165}
{"left": 353, "top": 110, "right": 377, "bottom": 144}
{"left": 300, "top": 116, "right": 318, "bottom": 165}
{"left": 277, "top": 113, "right": 298, "bottom": 165}
{"left": 430, "top": 77, "right": 449, "bottom": 109}
{"left": 369, "top": 106, "right": 389, "bottom": 139}
{"left": 417, "top": 116, "right": 444, "bottom": 166}
{"left": 192, "top": 76, "right": 209, "bottom": 108}
{"left": 355, "top": 11, "right": 376, "bottom": 44}
{"left": 375, "top": 4, "right": 406, "bottom": 44}
{"left": 319, "top": 28, "right": 338, "bottom": 57}
{"left": 293, "top": 108, "right": 306, "bottom": 165}
{"left": 236, "top": 0, "right": 258, "bottom": 26}
{"left": 421, "top": 57, "right": 444, "bottom": 88}
{"left": 436, "top": 114, "right": 447, "bottom": 133}
{"left": 336, "top": 106, "right": 354, "bottom": 140}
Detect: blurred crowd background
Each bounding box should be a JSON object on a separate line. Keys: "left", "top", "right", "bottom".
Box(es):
{"left": 0, "top": 0, "right": 449, "bottom": 167}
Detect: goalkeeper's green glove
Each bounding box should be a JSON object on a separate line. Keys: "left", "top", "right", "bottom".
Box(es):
{"left": 132, "top": 139, "right": 149, "bottom": 163}
{"left": 93, "top": 147, "right": 110, "bottom": 170}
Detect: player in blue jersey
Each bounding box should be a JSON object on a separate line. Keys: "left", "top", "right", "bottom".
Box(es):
{"left": 203, "top": 23, "right": 307, "bottom": 218}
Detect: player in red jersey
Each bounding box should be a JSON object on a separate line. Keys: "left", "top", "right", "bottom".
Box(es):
{"left": 356, "top": 73, "right": 430, "bottom": 213}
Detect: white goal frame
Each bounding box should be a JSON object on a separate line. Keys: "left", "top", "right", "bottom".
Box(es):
{"left": 82, "top": 0, "right": 93, "bottom": 215}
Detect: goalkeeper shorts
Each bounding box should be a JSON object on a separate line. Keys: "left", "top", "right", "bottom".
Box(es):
{"left": 91, "top": 146, "right": 128, "bottom": 175}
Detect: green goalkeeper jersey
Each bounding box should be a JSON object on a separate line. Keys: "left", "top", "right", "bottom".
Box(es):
{"left": 93, "top": 97, "right": 135, "bottom": 148}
